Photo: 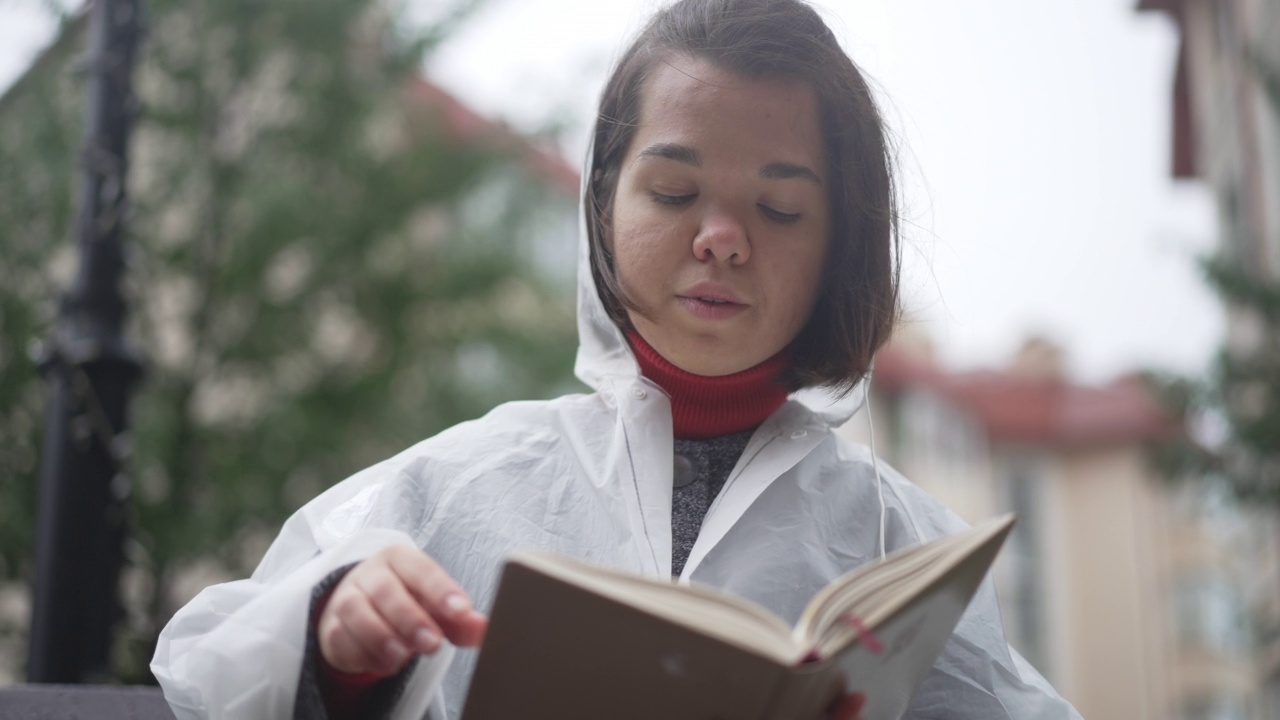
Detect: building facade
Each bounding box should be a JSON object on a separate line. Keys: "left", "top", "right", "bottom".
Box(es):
{"left": 1139, "top": 0, "right": 1280, "bottom": 716}
{"left": 840, "top": 333, "right": 1276, "bottom": 719}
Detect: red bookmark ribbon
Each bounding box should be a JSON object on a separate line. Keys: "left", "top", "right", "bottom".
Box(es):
{"left": 842, "top": 613, "right": 884, "bottom": 655}
{"left": 799, "top": 613, "right": 885, "bottom": 665}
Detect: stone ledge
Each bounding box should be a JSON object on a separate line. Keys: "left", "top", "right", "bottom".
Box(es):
{"left": 0, "top": 684, "right": 175, "bottom": 719}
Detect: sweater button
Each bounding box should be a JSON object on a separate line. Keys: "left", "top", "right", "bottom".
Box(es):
{"left": 632, "top": 387, "right": 647, "bottom": 400}
{"left": 790, "top": 429, "right": 807, "bottom": 439}
{"left": 673, "top": 454, "right": 696, "bottom": 488}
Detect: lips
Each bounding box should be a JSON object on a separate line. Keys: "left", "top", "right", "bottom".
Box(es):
{"left": 678, "top": 282, "right": 746, "bottom": 306}
{"left": 677, "top": 282, "right": 748, "bottom": 320}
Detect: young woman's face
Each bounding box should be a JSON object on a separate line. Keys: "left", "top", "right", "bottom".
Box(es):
{"left": 611, "top": 57, "right": 830, "bottom": 376}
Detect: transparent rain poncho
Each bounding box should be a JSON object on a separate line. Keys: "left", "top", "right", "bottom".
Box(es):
{"left": 152, "top": 174, "right": 1081, "bottom": 720}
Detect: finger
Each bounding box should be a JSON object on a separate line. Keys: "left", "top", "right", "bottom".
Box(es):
{"left": 385, "top": 547, "right": 488, "bottom": 647}
{"left": 327, "top": 589, "right": 415, "bottom": 676}
{"left": 319, "top": 612, "right": 384, "bottom": 675}
{"left": 826, "top": 692, "right": 866, "bottom": 720}
{"left": 354, "top": 564, "right": 445, "bottom": 655}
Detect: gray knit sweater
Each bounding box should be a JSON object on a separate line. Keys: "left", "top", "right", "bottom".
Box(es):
{"left": 670, "top": 429, "right": 754, "bottom": 576}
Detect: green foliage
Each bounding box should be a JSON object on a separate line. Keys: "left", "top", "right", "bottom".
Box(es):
{"left": 1192, "top": 257, "right": 1280, "bottom": 504}
{"left": 1245, "top": 45, "right": 1280, "bottom": 119}
{"left": 0, "top": 17, "right": 83, "bottom": 584}
{"left": 0, "top": 0, "right": 581, "bottom": 682}
{"left": 1156, "top": 49, "right": 1280, "bottom": 507}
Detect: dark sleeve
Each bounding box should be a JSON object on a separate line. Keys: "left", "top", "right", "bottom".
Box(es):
{"left": 292, "top": 563, "right": 419, "bottom": 720}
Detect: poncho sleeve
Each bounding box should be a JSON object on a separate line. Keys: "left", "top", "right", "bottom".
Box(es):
{"left": 151, "top": 501, "right": 453, "bottom": 720}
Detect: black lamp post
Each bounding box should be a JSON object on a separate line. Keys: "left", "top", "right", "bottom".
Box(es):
{"left": 27, "top": 0, "right": 146, "bottom": 683}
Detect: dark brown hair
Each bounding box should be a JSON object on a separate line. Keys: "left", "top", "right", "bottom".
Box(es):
{"left": 586, "top": 0, "right": 900, "bottom": 395}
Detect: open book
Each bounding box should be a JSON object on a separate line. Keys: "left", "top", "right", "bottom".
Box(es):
{"left": 461, "top": 514, "right": 1015, "bottom": 720}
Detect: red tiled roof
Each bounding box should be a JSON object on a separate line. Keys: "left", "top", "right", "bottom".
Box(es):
{"left": 875, "top": 345, "right": 1175, "bottom": 448}
{"left": 404, "top": 77, "right": 581, "bottom": 196}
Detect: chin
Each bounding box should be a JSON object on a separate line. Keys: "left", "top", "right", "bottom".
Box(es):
{"left": 636, "top": 324, "right": 765, "bottom": 377}
{"left": 672, "top": 354, "right": 752, "bottom": 378}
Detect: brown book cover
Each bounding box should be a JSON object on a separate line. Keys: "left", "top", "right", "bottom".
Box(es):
{"left": 461, "top": 515, "right": 1014, "bottom": 720}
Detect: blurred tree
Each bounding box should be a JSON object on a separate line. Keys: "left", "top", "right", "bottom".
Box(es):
{"left": 0, "top": 0, "right": 581, "bottom": 683}
{"left": 1156, "top": 50, "right": 1280, "bottom": 507}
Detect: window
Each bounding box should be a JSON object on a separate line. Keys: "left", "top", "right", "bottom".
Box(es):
{"left": 1172, "top": 574, "right": 1249, "bottom": 658}
{"left": 1179, "top": 693, "right": 1248, "bottom": 720}
{"left": 1000, "top": 458, "right": 1049, "bottom": 674}
{"left": 1263, "top": 668, "right": 1280, "bottom": 720}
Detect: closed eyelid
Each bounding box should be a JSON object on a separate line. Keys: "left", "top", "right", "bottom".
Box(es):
{"left": 759, "top": 204, "right": 801, "bottom": 222}
{"left": 651, "top": 191, "right": 697, "bottom": 206}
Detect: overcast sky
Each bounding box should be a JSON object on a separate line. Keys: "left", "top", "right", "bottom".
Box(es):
{"left": 1, "top": 0, "right": 1223, "bottom": 382}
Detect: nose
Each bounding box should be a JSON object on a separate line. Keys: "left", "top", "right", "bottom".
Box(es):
{"left": 691, "top": 210, "right": 750, "bottom": 265}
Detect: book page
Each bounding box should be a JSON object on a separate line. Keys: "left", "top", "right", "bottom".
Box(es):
{"left": 798, "top": 538, "right": 956, "bottom": 648}
{"left": 833, "top": 581, "right": 973, "bottom": 720}
{"left": 796, "top": 515, "right": 1014, "bottom": 650}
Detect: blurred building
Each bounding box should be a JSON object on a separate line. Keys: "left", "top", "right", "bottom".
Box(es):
{"left": 1137, "top": 0, "right": 1280, "bottom": 279}
{"left": 839, "top": 331, "right": 1276, "bottom": 719}
{"left": 1139, "top": 0, "right": 1280, "bottom": 718}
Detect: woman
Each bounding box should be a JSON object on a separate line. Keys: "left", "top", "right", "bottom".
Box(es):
{"left": 152, "top": 1, "right": 1081, "bottom": 718}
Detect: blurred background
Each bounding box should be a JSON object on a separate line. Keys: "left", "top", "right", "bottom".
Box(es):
{"left": 0, "top": 0, "right": 1277, "bottom": 718}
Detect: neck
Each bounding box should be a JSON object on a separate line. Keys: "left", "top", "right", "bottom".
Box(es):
{"left": 627, "top": 330, "right": 790, "bottom": 440}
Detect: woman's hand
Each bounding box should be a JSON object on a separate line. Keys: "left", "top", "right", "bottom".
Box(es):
{"left": 318, "top": 545, "right": 488, "bottom": 676}
{"left": 826, "top": 691, "right": 866, "bottom": 720}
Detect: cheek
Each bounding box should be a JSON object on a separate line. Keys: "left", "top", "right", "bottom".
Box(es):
{"left": 611, "top": 212, "right": 671, "bottom": 283}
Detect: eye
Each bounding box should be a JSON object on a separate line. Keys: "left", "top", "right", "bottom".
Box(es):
{"left": 759, "top": 204, "right": 801, "bottom": 223}
{"left": 651, "top": 191, "right": 697, "bottom": 206}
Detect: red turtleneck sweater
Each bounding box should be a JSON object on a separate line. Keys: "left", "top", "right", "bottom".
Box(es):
{"left": 626, "top": 330, "right": 789, "bottom": 439}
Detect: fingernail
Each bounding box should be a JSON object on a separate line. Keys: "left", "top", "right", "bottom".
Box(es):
{"left": 385, "top": 639, "right": 409, "bottom": 662}
{"left": 443, "top": 593, "right": 471, "bottom": 617}
{"left": 414, "top": 628, "right": 440, "bottom": 653}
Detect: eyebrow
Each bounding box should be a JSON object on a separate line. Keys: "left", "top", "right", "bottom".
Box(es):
{"left": 638, "top": 143, "right": 701, "bottom": 166}
{"left": 636, "top": 143, "right": 821, "bottom": 185}
{"left": 761, "top": 162, "right": 822, "bottom": 185}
